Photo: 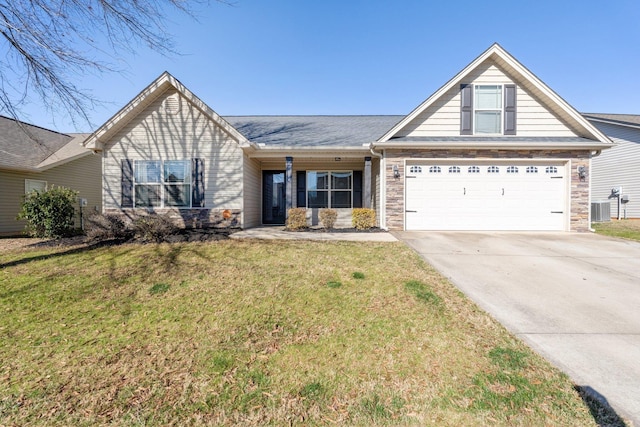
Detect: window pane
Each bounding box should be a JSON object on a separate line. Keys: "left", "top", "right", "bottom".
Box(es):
{"left": 475, "top": 85, "right": 502, "bottom": 109}
{"left": 331, "top": 172, "right": 352, "bottom": 189}
{"left": 308, "top": 191, "right": 328, "bottom": 208}
{"left": 164, "top": 184, "right": 191, "bottom": 207}
{"left": 307, "top": 172, "right": 328, "bottom": 191}
{"left": 331, "top": 191, "right": 352, "bottom": 208}
{"left": 135, "top": 161, "right": 161, "bottom": 183}
{"left": 164, "top": 160, "right": 190, "bottom": 183}
{"left": 135, "top": 184, "right": 161, "bottom": 207}
{"left": 475, "top": 111, "right": 501, "bottom": 133}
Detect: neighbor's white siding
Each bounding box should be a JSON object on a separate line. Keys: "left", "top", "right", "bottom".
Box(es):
{"left": 102, "top": 88, "right": 244, "bottom": 211}
{"left": 243, "top": 154, "right": 261, "bottom": 228}
{"left": 0, "top": 154, "right": 101, "bottom": 234}
{"left": 590, "top": 121, "right": 640, "bottom": 218}
{"left": 397, "top": 60, "right": 579, "bottom": 138}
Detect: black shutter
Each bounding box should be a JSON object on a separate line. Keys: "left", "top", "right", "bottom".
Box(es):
{"left": 460, "top": 84, "right": 473, "bottom": 135}
{"left": 192, "top": 158, "right": 205, "bottom": 207}
{"left": 121, "top": 159, "right": 133, "bottom": 208}
{"left": 352, "top": 170, "right": 362, "bottom": 208}
{"left": 296, "top": 171, "right": 306, "bottom": 207}
{"left": 504, "top": 84, "right": 517, "bottom": 135}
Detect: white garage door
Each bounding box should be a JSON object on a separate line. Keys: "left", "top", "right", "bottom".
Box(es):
{"left": 405, "top": 162, "right": 567, "bottom": 231}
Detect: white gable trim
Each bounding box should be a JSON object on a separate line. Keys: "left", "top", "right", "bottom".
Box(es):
{"left": 376, "top": 43, "right": 611, "bottom": 145}
{"left": 83, "top": 72, "right": 254, "bottom": 151}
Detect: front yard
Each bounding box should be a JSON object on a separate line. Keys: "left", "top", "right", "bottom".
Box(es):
{"left": 0, "top": 239, "right": 596, "bottom": 426}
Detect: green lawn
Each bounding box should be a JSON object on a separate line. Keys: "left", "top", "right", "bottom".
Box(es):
{"left": 592, "top": 220, "right": 640, "bottom": 241}
{"left": 0, "top": 239, "right": 596, "bottom": 426}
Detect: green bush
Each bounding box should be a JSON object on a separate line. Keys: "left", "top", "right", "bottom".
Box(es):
{"left": 133, "top": 214, "right": 178, "bottom": 242}
{"left": 84, "top": 212, "right": 133, "bottom": 242}
{"left": 18, "top": 186, "right": 78, "bottom": 238}
{"left": 318, "top": 208, "right": 337, "bottom": 229}
{"left": 286, "top": 208, "right": 308, "bottom": 230}
{"left": 352, "top": 208, "right": 376, "bottom": 230}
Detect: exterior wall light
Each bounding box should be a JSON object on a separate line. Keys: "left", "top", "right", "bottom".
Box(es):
{"left": 392, "top": 164, "right": 400, "bottom": 179}
{"left": 577, "top": 166, "right": 587, "bottom": 181}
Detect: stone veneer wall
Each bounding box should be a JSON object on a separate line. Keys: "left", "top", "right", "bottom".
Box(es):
{"left": 384, "top": 149, "right": 592, "bottom": 232}
{"left": 103, "top": 208, "right": 242, "bottom": 229}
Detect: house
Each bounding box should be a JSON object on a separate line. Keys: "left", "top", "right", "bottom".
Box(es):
{"left": 83, "top": 43, "right": 612, "bottom": 232}
{"left": 0, "top": 116, "right": 101, "bottom": 235}
{"left": 583, "top": 114, "right": 640, "bottom": 220}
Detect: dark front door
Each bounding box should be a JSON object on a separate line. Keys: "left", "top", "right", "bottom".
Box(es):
{"left": 263, "top": 171, "right": 286, "bottom": 224}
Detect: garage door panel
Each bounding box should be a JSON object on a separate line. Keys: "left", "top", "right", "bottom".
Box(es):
{"left": 405, "top": 162, "right": 567, "bottom": 231}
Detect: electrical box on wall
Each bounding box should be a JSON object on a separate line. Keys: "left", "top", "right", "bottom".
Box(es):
{"left": 79, "top": 198, "right": 88, "bottom": 207}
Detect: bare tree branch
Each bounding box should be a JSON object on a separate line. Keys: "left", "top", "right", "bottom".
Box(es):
{"left": 0, "top": 0, "right": 206, "bottom": 129}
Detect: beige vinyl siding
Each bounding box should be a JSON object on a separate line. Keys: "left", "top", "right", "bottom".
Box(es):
{"left": 398, "top": 60, "right": 579, "bottom": 138}
{"left": 0, "top": 154, "right": 101, "bottom": 234}
{"left": 102, "top": 89, "right": 244, "bottom": 211}
{"left": 591, "top": 122, "right": 640, "bottom": 218}
{"left": 242, "top": 154, "right": 261, "bottom": 228}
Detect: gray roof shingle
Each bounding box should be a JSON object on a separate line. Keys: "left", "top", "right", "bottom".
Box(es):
{"left": 582, "top": 113, "right": 640, "bottom": 127}
{"left": 224, "top": 116, "right": 403, "bottom": 147}
{"left": 0, "top": 115, "right": 75, "bottom": 170}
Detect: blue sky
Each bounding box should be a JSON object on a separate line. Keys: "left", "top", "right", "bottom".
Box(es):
{"left": 20, "top": 0, "right": 640, "bottom": 132}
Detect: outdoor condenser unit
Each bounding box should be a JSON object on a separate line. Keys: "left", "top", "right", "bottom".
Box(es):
{"left": 591, "top": 201, "right": 611, "bottom": 222}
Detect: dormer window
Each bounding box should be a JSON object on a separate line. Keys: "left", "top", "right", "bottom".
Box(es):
{"left": 460, "top": 84, "right": 516, "bottom": 135}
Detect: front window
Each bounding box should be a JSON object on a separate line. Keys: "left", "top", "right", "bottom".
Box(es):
{"left": 134, "top": 160, "right": 191, "bottom": 207}
{"left": 475, "top": 85, "right": 502, "bottom": 134}
{"left": 307, "top": 171, "right": 352, "bottom": 208}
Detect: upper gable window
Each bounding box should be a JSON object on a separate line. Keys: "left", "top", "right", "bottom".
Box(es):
{"left": 475, "top": 85, "right": 502, "bottom": 134}
{"left": 461, "top": 84, "right": 516, "bottom": 136}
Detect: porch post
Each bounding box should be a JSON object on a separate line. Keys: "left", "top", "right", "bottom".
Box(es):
{"left": 364, "top": 156, "right": 372, "bottom": 209}
{"left": 285, "top": 157, "right": 293, "bottom": 213}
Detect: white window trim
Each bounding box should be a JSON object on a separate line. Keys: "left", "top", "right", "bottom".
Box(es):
{"left": 474, "top": 84, "right": 503, "bottom": 135}
{"left": 25, "top": 179, "right": 47, "bottom": 194}
{"left": 306, "top": 170, "right": 353, "bottom": 209}
{"left": 133, "top": 160, "right": 192, "bottom": 208}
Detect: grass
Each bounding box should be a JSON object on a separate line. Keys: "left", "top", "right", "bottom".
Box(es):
{"left": 0, "top": 239, "right": 598, "bottom": 426}
{"left": 592, "top": 219, "right": 640, "bottom": 241}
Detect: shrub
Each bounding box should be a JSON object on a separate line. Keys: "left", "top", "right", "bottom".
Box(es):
{"left": 84, "top": 212, "right": 133, "bottom": 242}
{"left": 352, "top": 208, "right": 376, "bottom": 230}
{"left": 286, "top": 208, "right": 307, "bottom": 230}
{"left": 133, "top": 214, "right": 178, "bottom": 242}
{"left": 18, "top": 186, "right": 78, "bottom": 238}
{"left": 318, "top": 208, "right": 337, "bottom": 229}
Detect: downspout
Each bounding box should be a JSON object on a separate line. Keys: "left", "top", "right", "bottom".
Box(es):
{"left": 369, "top": 145, "right": 386, "bottom": 229}
{"left": 588, "top": 150, "right": 602, "bottom": 233}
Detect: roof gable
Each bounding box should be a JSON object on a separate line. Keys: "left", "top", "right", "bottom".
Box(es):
{"left": 378, "top": 43, "right": 610, "bottom": 144}
{"left": 83, "top": 72, "right": 252, "bottom": 151}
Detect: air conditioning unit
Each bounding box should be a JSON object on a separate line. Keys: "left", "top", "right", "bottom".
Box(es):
{"left": 591, "top": 201, "right": 611, "bottom": 222}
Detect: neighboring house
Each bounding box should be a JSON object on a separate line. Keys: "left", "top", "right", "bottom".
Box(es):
{"left": 83, "top": 43, "right": 612, "bottom": 232}
{"left": 584, "top": 113, "right": 640, "bottom": 219}
{"left": 0, "top": 116, "right": 101, "bottom": 235}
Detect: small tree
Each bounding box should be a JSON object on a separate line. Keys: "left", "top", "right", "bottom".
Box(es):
{"left": 18, "top": 186, "right": 78, "bottom": 238}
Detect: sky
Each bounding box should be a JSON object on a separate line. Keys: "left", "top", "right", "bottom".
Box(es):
{"left": 15, "top": 0, "right": 640, "bottom": 132}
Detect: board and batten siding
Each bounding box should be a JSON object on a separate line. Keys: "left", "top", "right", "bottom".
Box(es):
{"left": 590, "top": 121, "right": 640, "bottom": 219}
{"left": 102, "top": 89, "right": 244, "bottom": 213}
{"left": 397, "top": 60, "right": 578, "bottom": 138}
{"left": 0, "top": 154, "right": 101, "bottom": 234}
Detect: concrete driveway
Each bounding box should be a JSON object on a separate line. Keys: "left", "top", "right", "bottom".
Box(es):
{"left": 396, "top": 231, "right": 640, "bottom": 425}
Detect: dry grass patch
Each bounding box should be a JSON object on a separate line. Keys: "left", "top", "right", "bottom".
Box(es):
{"left": 0, "top": 240, "right": 596, "bottom": 426}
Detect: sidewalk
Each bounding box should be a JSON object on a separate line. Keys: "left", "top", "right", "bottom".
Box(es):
{"left": 230, "top": 227, "right": 397, "bottom": 242}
